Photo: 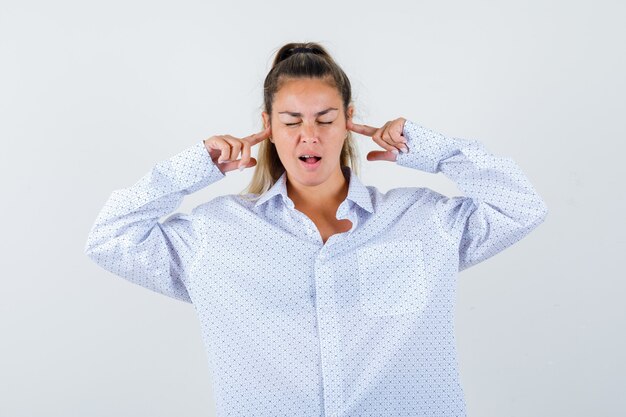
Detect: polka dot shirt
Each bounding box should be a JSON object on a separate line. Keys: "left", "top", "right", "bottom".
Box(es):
{"left": 85, "top": 120, "right": 548, "bottom": 417}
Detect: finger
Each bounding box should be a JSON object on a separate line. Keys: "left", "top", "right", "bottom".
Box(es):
{"left": 214, "top": 136, "right": 232, "bottom": 163}
{"left": 220, "top": 136, "right": 243, "bottom": 163}
{"left": 346, "top": 120, "right": 379, "bottom": 137}
{"left": 391, "top": 120, "right": 407, "bottom": 144}
{"left": 366, "top": 149, "right": 398, "bottom": 162}
{"left": 382, "top": 124, "right": 405, "bottom": 152}
{"left": 247, "top": 157, "right": 257, "bottom": 168}
{"left": 238, "top": 140, "right": 251, "bottom": 170}
{"left": 386, "top": 118, "right": 407, "bottom": 147}
{"left": 207, "top": 137, "right": 231, "bottom": 163}
{"left": 381, "top": 123, "right": 394, "bottom": 143}
{"left": 372, "top": 122, "right": 400, "bottom": 154}
{"left": 390, "top": 122, "right": 409, "bottom": 153}
{"left": 380, "top": 121, "right": 408, "bottom": 153}
{"left": 221, "top": 156, "right": 257, "bottom": 173}
{"left": 242, "top": 125, "right": 272, "bottom": 146}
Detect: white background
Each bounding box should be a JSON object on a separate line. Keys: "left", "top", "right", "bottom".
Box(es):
{"left": 1, "top": 0, "right": 624, "bottom": 416}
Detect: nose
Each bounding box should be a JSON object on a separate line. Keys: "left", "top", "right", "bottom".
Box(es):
{"left": 300, "top": 121, "right": 319, "bottom": 142}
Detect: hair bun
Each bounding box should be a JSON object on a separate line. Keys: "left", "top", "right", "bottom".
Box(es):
{"left": 274, "top": 44, "right": 326, "bottom": 64}
{"left": 291, "top": 47, "right": 317, "bottom": 54}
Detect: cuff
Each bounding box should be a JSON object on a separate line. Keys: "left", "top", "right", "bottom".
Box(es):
{"left": 395, "top": 120, "right": 463, "bottom": 173}
{"left": 161, "top": 140, "right": 226, "bottom": 195}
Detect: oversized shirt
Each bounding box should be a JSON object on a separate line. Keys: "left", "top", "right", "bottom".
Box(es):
{"left": 84, "top": 119, "right": 548, "bottom": 417}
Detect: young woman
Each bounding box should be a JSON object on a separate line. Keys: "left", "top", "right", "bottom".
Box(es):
{"left": 85, "top": 42, "right": 548, "bottom": 417}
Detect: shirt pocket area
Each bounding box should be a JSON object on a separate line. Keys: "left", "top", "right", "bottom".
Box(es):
{"left": 356, "top": 238, "right": 430, "bottom": 317}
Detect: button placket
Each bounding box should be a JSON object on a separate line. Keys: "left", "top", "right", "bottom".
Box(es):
{"left": 313, "top": 257, "right": 344, "bottom": 417}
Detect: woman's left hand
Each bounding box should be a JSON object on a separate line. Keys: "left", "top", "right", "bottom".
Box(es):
{"left": 346, "top": 117, "right": 408, "bottom": 161}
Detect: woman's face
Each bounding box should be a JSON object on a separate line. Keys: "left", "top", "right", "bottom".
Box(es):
{"left": 262, "top": 77, "right": 353, "bottom": 188}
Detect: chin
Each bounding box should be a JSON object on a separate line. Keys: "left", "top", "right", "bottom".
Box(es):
{"left": 287, "top": 165, "right": 328, "bottom": 184}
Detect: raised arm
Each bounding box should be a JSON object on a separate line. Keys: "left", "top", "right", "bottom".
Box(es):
{"left": 396, "top": 119, "right": 548, "bottom": 272}
{"left": 347, "top": 117, "right": 548, "bottom": 272}
{"left": 83, "top": 141, "right": 226, "bottom": 303}
{"left": 84, "top": 126, "right": 270, "bottom": 302}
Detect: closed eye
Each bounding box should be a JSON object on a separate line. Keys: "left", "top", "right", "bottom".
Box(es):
{"left": 285, "top": 121, "right": 333, "bottom": 126}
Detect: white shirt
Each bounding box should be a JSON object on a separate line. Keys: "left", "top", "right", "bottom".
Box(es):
{"left": 85, "top": 119, "right": 548, "bottom": 417}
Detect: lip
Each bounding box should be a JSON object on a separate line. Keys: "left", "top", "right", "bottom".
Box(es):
{"left": 298, "top": 157, "right": 322, "bottom": 171}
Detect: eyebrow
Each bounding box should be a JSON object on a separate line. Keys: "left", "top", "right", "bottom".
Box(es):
{"left": 278, "top": 107, "right": 339, "bottom": 117}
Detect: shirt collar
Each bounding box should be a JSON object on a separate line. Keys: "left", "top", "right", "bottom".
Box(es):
{"left": 253, "top": 166, "right": 374, "bottom": 214}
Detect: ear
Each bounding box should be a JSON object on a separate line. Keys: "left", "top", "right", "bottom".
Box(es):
{"left": 346, "top": 105, "right": 354, "bottom": 121}
{"left": 261, "top": 111, "right": 273, "bottom": 143}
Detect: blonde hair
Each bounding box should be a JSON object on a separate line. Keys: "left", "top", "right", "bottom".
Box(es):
{"left": 239, "top": 41, "right": 361, "bottom": 202}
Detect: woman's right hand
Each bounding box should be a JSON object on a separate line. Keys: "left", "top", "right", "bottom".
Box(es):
{"left": 203, "top": 125, "right": 272, "bottom": 174}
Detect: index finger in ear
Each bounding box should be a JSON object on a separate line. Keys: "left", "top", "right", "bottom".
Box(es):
{"left": 347, "top": 120, "right": 379, "bottom": 137}
{"left": 243, "top": 125, "right": 272, "bottom": 145}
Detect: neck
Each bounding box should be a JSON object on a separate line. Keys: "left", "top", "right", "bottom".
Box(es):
{"left": 286, "top": 166, "right": 349, "bottom": 212}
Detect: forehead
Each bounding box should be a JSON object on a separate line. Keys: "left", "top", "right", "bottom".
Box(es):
{"left": 274, "top": 78, "right": 342, "bottom": 114}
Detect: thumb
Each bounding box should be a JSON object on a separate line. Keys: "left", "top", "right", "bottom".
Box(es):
{"left": 227, "top": 157, "right": 258, "bottom": 174}
{"left": 245, "top": 157, "right": 257, "bottom": 168}
{"left": 366, "top": 150, "right": 398, "bottom": 162}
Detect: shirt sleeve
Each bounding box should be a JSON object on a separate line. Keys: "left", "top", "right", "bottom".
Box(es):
{"left": 396, "top": 119, "right": 548, "bottom": 272}
{"left": 84, "top": 140, "right": 226, "bottom": 303}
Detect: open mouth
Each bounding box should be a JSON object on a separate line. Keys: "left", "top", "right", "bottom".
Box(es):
{"left": 298, "top": 155, "right": 322, "bottom": 169}
{"left": 298, "top": 156, "right": 322, "bottom": 164}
